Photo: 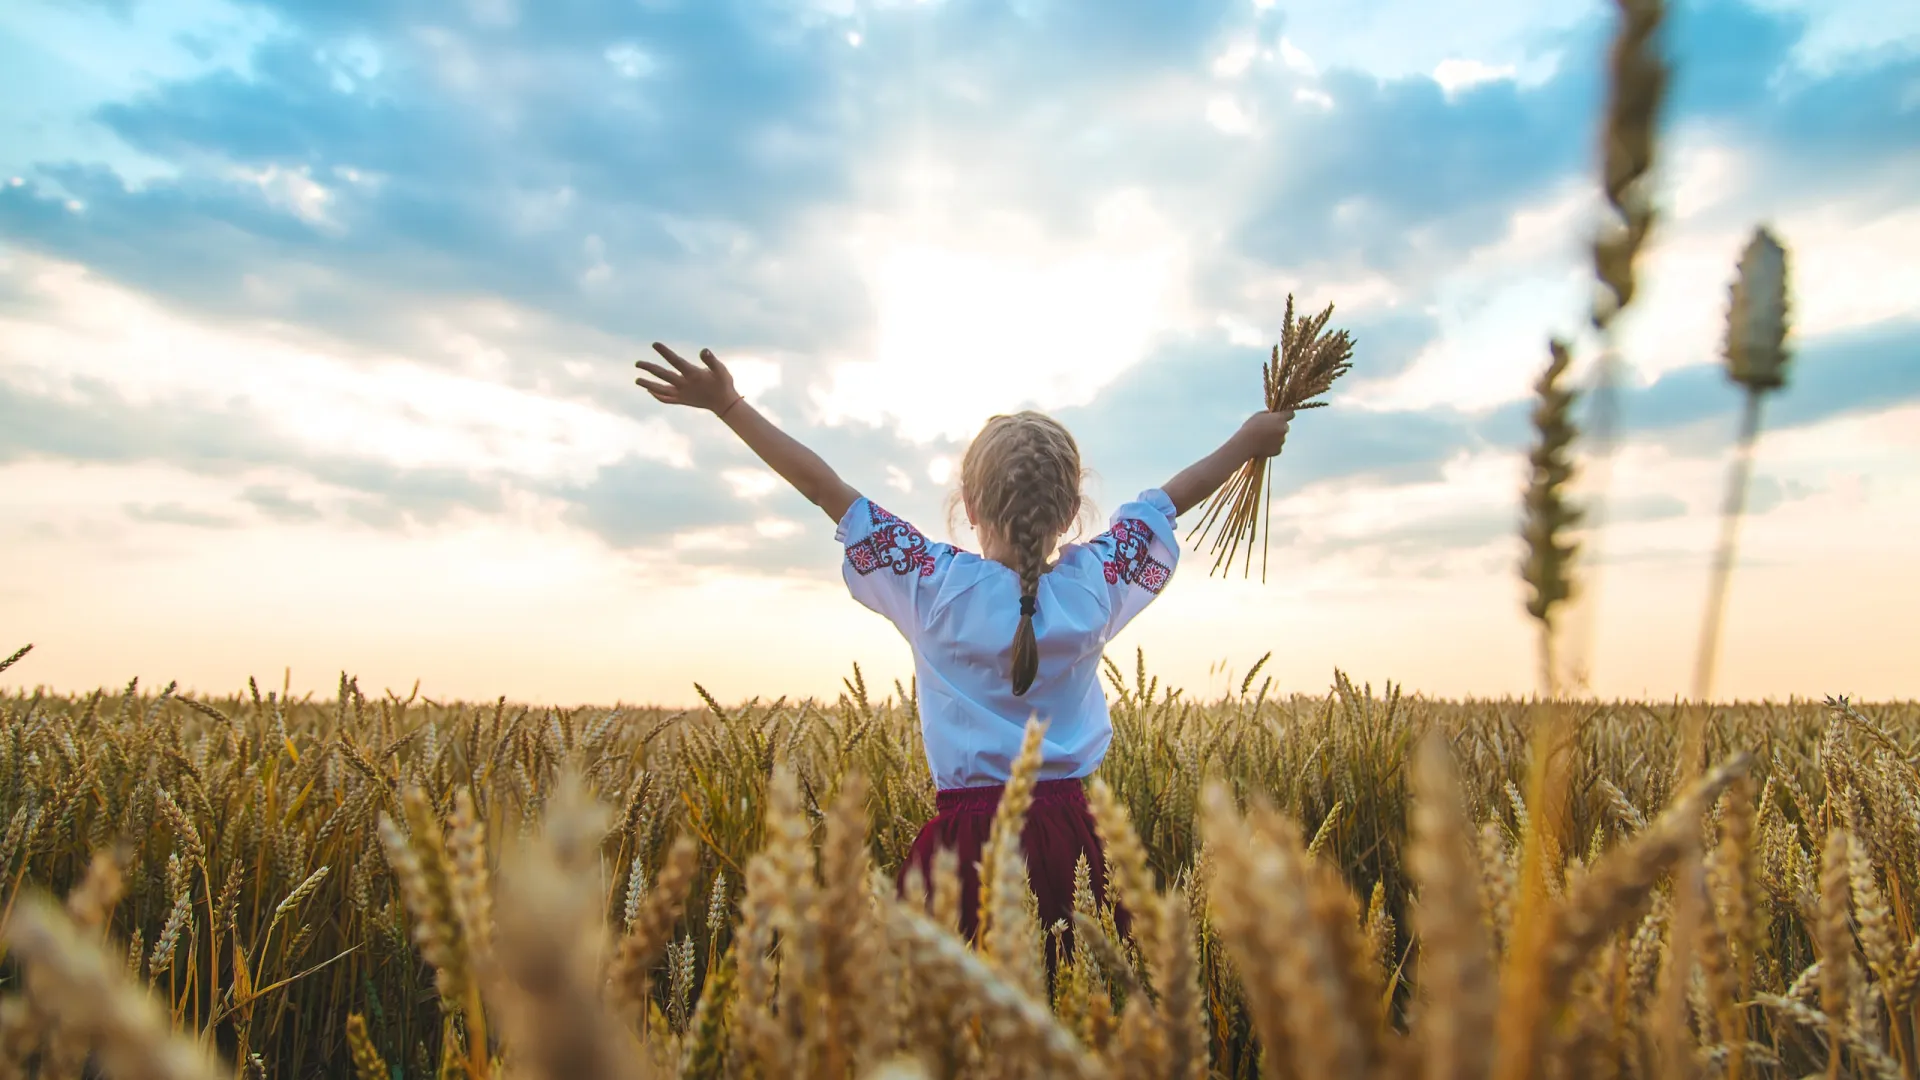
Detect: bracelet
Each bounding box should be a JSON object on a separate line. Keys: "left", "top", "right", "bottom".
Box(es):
{"left": 717, "top": 394, "right": 745, "bottom": 420}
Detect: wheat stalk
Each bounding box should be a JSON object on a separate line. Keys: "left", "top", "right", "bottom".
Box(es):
{"left": 1693, "top": 226, "right": 1792, "bottom": 703}
{"left": 6, "top": 890, "right": 227, "bottom": 1080}
{"left": 1565, "top": 0, "right": 1671, "bottom": 691}
{"left": 1186, "top": 293, "right": 1356, "bottom": 581}
{"left": 1409, "top": 735, "right": 1498, "bottom": 1080}
{"left": 1521, "top": 340, "right": 1583, "bottom": 698}
{"left": 345, "top": 1013, "right": 389, "bottom": 1080}
{"left": 981, "top": 719, "right": 1048, "bottom": 998}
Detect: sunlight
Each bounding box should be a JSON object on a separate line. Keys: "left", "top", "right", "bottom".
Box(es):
{"left": 818, "top": 191, "right": 1193, "bottom": 443}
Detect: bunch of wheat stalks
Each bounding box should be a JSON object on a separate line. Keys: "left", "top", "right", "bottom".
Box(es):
{"left": 1186, "top": 293, "right": 1356, "bottom": 581}
{"left": 1, "top": 657, "right": 1918, "bottom": 1080}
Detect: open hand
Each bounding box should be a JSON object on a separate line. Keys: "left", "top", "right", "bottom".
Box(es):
{"left": 1239, "top": 409, "right": 1295, "bottom": 458}
{"left": 635, "top": 343, "right": 740, "bottom": 413}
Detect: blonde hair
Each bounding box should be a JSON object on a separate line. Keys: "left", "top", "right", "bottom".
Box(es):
{"left": 958, "top": 411, "right": 1084, "bottom": 696}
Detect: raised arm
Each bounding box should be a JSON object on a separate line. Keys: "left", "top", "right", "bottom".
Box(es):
{"left": 637, "top": 344, "right": 859, "bottom": 523}
{"left": 1159, "top": 410, "right": 1294, "bottom": 517}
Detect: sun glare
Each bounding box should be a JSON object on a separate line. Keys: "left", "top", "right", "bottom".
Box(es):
{"left": 819, "top": 192, "right": 1192, "bottom": 443}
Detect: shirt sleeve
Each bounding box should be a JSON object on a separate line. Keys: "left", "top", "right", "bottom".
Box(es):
{"left": 836, "top": 496, "right": 950, "bottom": 635}
{"left": 1081, "top": 488, "right": 1180, "bottom": 640}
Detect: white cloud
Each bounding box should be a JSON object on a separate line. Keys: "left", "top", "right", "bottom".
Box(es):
{"left": 1211, "top": 39, "right": 1259, "bottom": 78}
{"left": 1206, "top": 96, "right": 1255, "bottom": 134}
{"left": 330, "top": 165, "right": 382, "bottom": 189}
{"left": 1293, "top": 87, "right": 1334, "bottom": 110}
{"left": 722, "top": 469, "right": 780, "bottom": 500}
{"left": 1271, "top": 448, "right": 1522, "bottom": 552}
{"left": 0, "top": 256, "right": 689, "bottom": 484}
{"left": 1432, "top": 58, "right": 1518, "bottom": 97}
{"left": 233, "top": 164, "right": 337, "bottom": 227}
{"left": 1344, "top": 137, "right": 1920, "bottom": 414}
{"left": 714, "top": 355, "right": 784, "bottom": 403}
{"left": 753, "top": 517, "right": 802, "bottom": 540}
{"left": 1749, "top": 0, "right": 1920, "bottom": 72}
{"left": 1336, "top": 183, "right": 1592, "bottom": 412}
{"left": 1216, "top": 314, "right": 1270, "bottom": 348}
{"left": 1611, "top": 193, "right": 1920, "bottom": 387}
{"left": 1667, "top": 141, "right": 1746, "bottom": 220}
{"left": 604, "top": 43, "right": 657, "bottom": 79}
{"left": 1278, "top": 37, "right": 1317, "bottom": 75}
{"left": 1273, "top": 0, "right": 1587, "bottom": 83}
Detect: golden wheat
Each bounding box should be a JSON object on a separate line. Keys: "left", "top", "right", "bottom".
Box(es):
{"left": 0, "top": 661, "right": 1916, "bottom": 1078}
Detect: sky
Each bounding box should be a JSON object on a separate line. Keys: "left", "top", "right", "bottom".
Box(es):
{"left": 2, "top": 0, "right": 1917, "bottom": 708}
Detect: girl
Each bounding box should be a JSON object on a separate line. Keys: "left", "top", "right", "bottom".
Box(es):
{"left": 636, "top": 343, "right": 1292, "bottom": 949}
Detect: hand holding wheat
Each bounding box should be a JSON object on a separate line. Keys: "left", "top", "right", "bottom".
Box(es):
{"left": 1187, "top": 294, "right": 1356, "bottom": 580}
{"left": 1237, "top": 409, "right": 1296, "bottom": 458}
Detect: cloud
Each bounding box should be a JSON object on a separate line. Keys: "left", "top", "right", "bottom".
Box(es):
{"left": 1744, "top": 474, "right": 1816, "bottom": 516}
{"left": 241, "top": 484, "right": 324, "bottom": 523}
{"left": 554, "top": 455, "right": 761, "bottom": 549}
{"left": 2, "top": 0, "right": 1902, "bottom": 372}
{"left": 0, "top": 373, "right": 285, "bottom": 470}
{"left": 125, "top": 501, "right": 239, "bottom": 528}
{"left": 2, "top": 5, "right": 877, "bottom": 365}
{"left": 0, "top": 374, "right": 504, "bottom": 529}
{"left": 1613, "top": 317, "right": 1920, "bottom": 446}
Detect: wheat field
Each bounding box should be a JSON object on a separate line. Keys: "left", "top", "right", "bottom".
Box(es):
{"left": 1, "top": 650, "right": 1917, "bottom": 1080}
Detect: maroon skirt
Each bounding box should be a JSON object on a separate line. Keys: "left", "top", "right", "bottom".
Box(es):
{"left": 895, "top": 778, "right": 1126, "bottom": 966}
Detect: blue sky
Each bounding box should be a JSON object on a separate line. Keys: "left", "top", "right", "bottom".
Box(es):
{"left": 2, "top": 0, "right": 1916, "bottom": 704}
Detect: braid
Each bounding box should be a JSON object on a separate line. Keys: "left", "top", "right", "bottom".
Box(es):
{"left": 960, "top": 413, "right": 1084, "bottom": 697}
{"left": 1005, "top": 452, "right": 1053, "bottom": 696}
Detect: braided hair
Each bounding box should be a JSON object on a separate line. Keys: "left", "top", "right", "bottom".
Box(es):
{"left": 958, "top": 412, "right": 1084, "bottom": 696}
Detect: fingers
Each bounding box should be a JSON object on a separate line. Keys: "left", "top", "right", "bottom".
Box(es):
{"left": 653, "top": 342, "right": 697, "bottom": 376}
{"left": 635, "top": 359, "right": 682, "bottom": 385}
{"left": 635, "top": 376, "right": 680, "bottom": 401}
{"left": 699, "top": 347, "right": 726, "bottom": 373}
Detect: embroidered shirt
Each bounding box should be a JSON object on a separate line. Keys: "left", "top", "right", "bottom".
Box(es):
{"left": 836, "top": 488, "right": 1180, "bottom": 790}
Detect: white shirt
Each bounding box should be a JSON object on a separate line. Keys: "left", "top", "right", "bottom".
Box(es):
{"left": 836, "top": 488, "right": 1181, "bottom": 790}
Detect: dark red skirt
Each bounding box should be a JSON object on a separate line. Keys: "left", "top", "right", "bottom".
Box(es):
{"left": 895, "top": 778, "right": 1125, "bottom": 965}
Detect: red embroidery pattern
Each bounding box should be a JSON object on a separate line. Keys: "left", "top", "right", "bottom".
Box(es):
{"left": 847, "top": 502, "right": 938, "bottom": 578}
{"left": 1102, "top": 519, "right": 1170, "bottom": 594}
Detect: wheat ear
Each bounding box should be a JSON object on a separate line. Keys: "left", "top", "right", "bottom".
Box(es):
{"left": 1409, "top": 735, "right": 1498, "bottom": 1080}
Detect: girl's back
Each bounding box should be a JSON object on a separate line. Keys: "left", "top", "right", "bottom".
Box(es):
{"left": 836, "top": 488, "right": 1180, "bottom": 789}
